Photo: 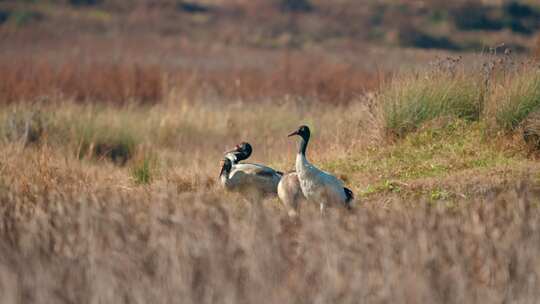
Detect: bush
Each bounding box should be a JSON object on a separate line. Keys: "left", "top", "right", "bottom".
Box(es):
{"left": 382, "top": 70, "right": 482, "bottom": 137}
{"left": 0, "top": 10, "right": 9, "bottom": 24}
{"left": 398, "top": 27, "right": 460, "bottom": 50}
{"left": 280, "top": 0, "right": 313, "bottom": 13}
{"left": 177, "top": 2, "right": 211, "bottom": 13}
{"left": 504, "top": 1, "right": 536, "bottom": 18}
{"left": 69, "top": 0, "right": 101, "bottom": 6}
{"left": 452, "top": 2, "right": 503, "bottom": 31}
{"left": 451, "top": 1, "right": 540, "bottom": 35}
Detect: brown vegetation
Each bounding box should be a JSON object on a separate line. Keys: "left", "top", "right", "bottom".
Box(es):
{"left": 0, "top": 55, "right": 382, "bottom": 105}
{"left": 2, "top": 1, "right": 540, "bottom": 302}
{"left": 1, "top": 166, "right": 540, "bottom": 302}
{"left": 0, "top": 55, "right": 539, "bottom": 301}
{"left": 1, "top": 0, "right": 539, "bottom": 52}
{"left": 0, "top": 59, "right": 163, "bottom": 105}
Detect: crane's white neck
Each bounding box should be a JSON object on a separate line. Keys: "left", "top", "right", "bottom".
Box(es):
{"left": 296, "top": 152, "right": 310, "bottom": 175}
{"left": 225, "top": 152, "right": 238, "bottom": 164}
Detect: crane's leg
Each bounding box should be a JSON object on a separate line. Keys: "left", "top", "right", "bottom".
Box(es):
{"left": 320, "top": 202, "right": 326, "bottom": 216}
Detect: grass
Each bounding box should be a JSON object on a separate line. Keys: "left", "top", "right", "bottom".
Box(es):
{"left": 41, "top": 105, "right": 142, "bottom": 164}
{"left": 324, "top": 118, "right": 530, "bottom": 201}
{"left": 382, "top": 66, "right": 482, "bottom": 137}
{"left": 494, "top": 68, "right": 540, "bottom": 131}
{"left": 2, "top": 177, "right": 540, "bottom": 303}
{"left": 0, "top": 56, "right": 381, "bottom": 106}
{"left": 131, "top": 152, "right": 158, "bottom": 184}
{"left": 1, "top": 109, "right": 45, "bottom": 146}
{"left": 0, "top": 60, "right": 164, "bottom": 105}
{"left": 72, "top": 118, "right": 138, "bottom": 164}
{"left": 0, "top": 96, "right": 538, "bottom": 304}
{"left": 382, "top": 56, "right": 540, "bottom": 142}
{"left": 1, "top": 31, "right": 540, "bottom": 301}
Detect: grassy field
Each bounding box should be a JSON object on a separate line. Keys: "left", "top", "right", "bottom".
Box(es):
{"left": 1, "top": 45, "right": 540, "bottom": 302}
{"left": 2, "top": 1, "right": 540, "bottom": 301}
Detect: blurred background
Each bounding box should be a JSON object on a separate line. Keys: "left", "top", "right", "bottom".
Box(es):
{"left": 1, "top": 0, "right": 539, "bottom": 105}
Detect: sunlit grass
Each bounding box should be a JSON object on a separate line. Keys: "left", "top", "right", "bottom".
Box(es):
{"left": 324, "top": 119, "right": 529, "bottom": 199}
{"left": 493, "top": 68, "right": 540, "bottom": 131}
{"left": 382, "top": 69, "right": 482, "bottom": 137}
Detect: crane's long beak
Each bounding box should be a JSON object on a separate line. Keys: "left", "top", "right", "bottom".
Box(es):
{"left": 288, "top": 130, "right": 299, "bottom": 137}
{"left": 219, "top": 161, "right": 226, "bottom": 178}
{"left": 224, "top": 145, "right": 240, "bottom": 154}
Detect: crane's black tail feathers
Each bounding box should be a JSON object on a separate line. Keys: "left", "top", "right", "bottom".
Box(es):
{"left": 343, "top": 187, "right": 354, "bottom": 209}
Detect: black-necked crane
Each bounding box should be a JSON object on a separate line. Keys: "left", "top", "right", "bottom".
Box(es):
{"left": 287, "top": 125, "right": 354, "bottom": 213}
{"left": 219, "top": 142, "right": 282, "bottom": 197}
{"left": 227, "top": 142, "right": 306, "bottom": 215}
{"left": 224, "top": 142, "right": 252, "bottom": 165}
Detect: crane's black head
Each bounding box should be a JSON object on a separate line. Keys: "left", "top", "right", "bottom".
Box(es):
{"left": 288, "top": 125, "right": 311, "bottom": 155}
{"left": 234, "top": 142, "right": 252, "bottom": 161}
{"left": 219, "top": 158, "right": 232, "bottom": 178}
{"left": 288, "top": 125, "right": 310, "bottom": 142}
{"left": 225, "top": 142, "right": 252, "bottom": 162}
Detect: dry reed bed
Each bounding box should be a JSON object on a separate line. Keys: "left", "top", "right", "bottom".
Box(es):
{"left": 0, "top": 55, "right": 382, "bottom": 105}
{"left": 1, "top": 179, "right": 540, "bottom": 303}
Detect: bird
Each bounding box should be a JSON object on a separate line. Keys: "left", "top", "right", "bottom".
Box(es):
{"left": 228, "top": 142, "right": 306, "bottom": 215}
{"left": 219, "top": 142, "right": 282, "bottom": 197}
{"left": 224, "top": 142, "right": 252, "bottom": 165}
{"left": 277, "top": 171, "right": 305, "bottom": 217}
{"left": 287, "top": 125, "right": 354, "bottom": 213}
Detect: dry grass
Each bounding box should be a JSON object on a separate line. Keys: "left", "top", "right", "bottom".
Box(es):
{"left": 1, "top": 86, "right": 540, "bottom": 302}
{"left": 0, "top": 59, "right": 164, "bottom": 105}
{"left": 1, "top": 14, "right": 540, "bottom": 300}
{"left": 0, "top": 55, "right": 382, "bottom": 105}
{"left": 0, "top": 98, "right": 380, "bottom": 176}
{"left": 184, "top": 54, "right": 383, "bottom": 103}
{"left": 1, "top": 160, "right": 540, "bottom": 303}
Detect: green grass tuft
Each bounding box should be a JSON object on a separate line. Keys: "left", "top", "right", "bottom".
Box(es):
{"left": 495, "top": 70, "right": 540, "bottom": 131}
{"left": 382, "top": 70, "right": 482, "bottom": 137}
{"left": 131, "top": 153, "right": 158, "bottom": 185}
